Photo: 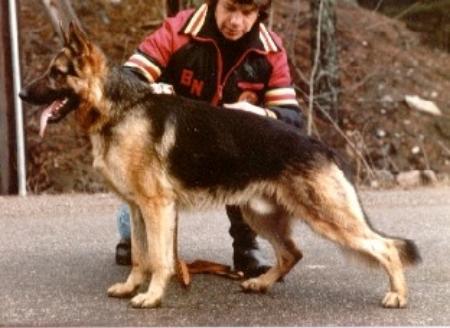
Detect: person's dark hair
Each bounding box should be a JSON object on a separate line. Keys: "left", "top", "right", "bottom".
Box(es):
{"left": 207, "top": 0, "right": 272, "bottom": 21}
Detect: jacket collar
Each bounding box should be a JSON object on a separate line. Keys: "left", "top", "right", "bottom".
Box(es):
{"left": 180, "top": 4, "right": 280, "bottom": 53}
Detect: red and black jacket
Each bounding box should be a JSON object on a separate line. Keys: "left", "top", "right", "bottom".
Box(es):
{"left": 124, "top": 4, "right": 303, "bottom": 128}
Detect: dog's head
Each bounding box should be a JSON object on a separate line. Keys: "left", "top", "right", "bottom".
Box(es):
{"left": 20, "top": 22, "right": 107, "bottom": 136}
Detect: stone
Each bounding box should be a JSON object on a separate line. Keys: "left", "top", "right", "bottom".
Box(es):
{"left": 422, "top": 170, "right": 438, "bottom": 185}
{"left": 396, "top": 170, "right": 422, "bottom": 188}
{"left": 376, "top": 129, "right": 386, "bottom": 138}
{"left": 411, "top": 146, "right": 421, "bottom": 155}
{"left": 396, "top": 170, "right": 438, "bottom": 187}
{"left": 375, "top": 169, "right": 395, "bottom": 183}
{"left": 405, "top": 95, "right": 442, "bottom": 116}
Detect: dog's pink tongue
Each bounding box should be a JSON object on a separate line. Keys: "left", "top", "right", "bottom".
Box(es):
{"left": 39, "top": 101, "right": 59, "bottom": 138}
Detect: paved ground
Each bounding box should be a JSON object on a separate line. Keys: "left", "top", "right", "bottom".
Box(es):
{"left": 1, "top": 187, "right": 449, "bottom": 326}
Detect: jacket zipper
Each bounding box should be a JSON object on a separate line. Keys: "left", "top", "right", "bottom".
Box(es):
{"left": 213, "top": 46, "right": 264, "bottom": 106}
{"left": 194, "top": 35, "right": 264, "bottom": 106}
{"left": 219, "top": 48, "right": 257, "bottom": 103}
{"left": 211, "top": 40, "right": 224, "bottom": 106}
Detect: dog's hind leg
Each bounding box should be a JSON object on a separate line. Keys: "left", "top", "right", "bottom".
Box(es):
{"left": 129, "top": 197, "right": 177, "bottom": 308}
{"left": 108, "top": 203, "right": 147, "bottom": 298}
{"left": 304, "top": 215, "right": 414, "bottom": 308}
{"left": 239, "top": 198, "right": 303, "bottom": 293}
{"left": 287, "top": 164, "right": 420, "bottom": 308}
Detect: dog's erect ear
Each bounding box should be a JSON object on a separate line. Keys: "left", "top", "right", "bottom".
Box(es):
{"left": 59, "top": 21, "right": 70, "bottom": 46}
{"left": 67, "top": 21, "right": 91, "bottom": 55}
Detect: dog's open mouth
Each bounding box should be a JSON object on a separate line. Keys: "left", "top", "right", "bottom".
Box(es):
{"left": 39, "top": 97, "right": 77, "bottom": 137}
{"left": 40, "top": 98, "right": 67, "bottom": 137}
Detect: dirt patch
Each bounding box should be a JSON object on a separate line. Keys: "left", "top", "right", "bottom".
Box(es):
{"left": 19, "top": 0, "right": 450, "bottom": 193}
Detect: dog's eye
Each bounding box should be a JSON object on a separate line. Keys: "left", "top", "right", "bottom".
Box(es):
{"left": 66, "top": 62, "right": 77, "bottom": 76}
{"left": 50, "top": 66, "right": 65, "bottom": 78}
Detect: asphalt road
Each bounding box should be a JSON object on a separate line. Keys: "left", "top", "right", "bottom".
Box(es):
{"left": 1, "top": 187, "right": 449, "bottom": 326}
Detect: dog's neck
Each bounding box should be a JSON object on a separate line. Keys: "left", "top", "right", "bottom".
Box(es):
{"left": 83, "top": 66, "right": 157, "bottom": 135}
{"left": 104, "top": 67, "right": 152, "bottom": 104}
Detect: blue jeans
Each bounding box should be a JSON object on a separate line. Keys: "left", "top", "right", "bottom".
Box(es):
{"left": 117, "top": 204, "right": 131, "bottom": 240}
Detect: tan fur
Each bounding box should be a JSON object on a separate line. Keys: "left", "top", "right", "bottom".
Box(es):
{"left": 22, "top": 24, "right": 419, "bottom": 309}
{"left": 93, "top": 109, "right": 414, "bottom": 307}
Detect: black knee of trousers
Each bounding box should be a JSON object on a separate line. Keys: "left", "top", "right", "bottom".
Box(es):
{"left": 226, "top": 205, "right": 257, "bottom": 248}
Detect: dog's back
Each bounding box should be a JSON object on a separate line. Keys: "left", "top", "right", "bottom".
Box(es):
{"left": 144, "top": 94, "right": 335, "bottom": 190}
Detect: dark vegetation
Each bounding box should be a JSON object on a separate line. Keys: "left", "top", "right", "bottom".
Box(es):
{"left": 19, "top": 0, "right": 450, "bottom": 193}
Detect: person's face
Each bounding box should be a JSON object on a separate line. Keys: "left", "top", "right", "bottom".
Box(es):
{"left": 215, "top": 0, "right": 259, "bottom": 41}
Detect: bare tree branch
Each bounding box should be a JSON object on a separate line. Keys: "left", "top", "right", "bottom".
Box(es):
{"left": 310, "top": 0, "right": 340, "bottom": 123}
{"left": 40, "top": 0, "right": 82, "bottom": 40}
{"left": 308, "top": 0, "right": 324, "bottom": 136}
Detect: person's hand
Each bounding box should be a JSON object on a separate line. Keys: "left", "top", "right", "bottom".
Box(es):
{"left": 223, "top": 101, "right": 275, "bottom": 118}
{"left": 149, "top": 83, "right": 175, "bottom": 95}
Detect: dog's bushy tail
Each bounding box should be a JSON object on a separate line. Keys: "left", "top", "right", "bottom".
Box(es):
{"left": 358, "top": 204, "right": 421, "bottom": 267}
{"left": 393, "top": 238, "right": 422, "bottom": 266}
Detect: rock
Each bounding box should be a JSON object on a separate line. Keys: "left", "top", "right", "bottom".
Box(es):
{"left": 374, "top": 170, "right": 395, "bottom": 187}
{"left": 381, "top": 95, "right": 394, "bottom": 104}
{"left": 396, "top": 170, "right": 438, "bottom": 187}
{"left": 376, "top": 129, "right": 386, "bottom": 138}
{"left": 411, "top": 146, "right": 421, "bottom": 155}
{"left": 396, "top": 170, "right": 422, "bottom": 188}
{"left": 376, "top": 170, "right": 395, "bottom": 182}
{"left": 422, "top": 170, "right": 438, "bottom": 185}
{"left": 405, "top": 95, "right": 442, "bottom": 116}
{"left": 369, "top": 170, "right": 395, "bottom": 189}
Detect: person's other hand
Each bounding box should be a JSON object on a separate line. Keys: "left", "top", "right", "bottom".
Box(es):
{"left": 149, "top": 83, "right": 175, "bottom": 95}
{"left": 223, "top": 101, "right": 273, "bottom": 117}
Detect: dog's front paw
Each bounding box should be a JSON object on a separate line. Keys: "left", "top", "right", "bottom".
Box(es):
{"left": 382, "top": 292, "right": 407, "bottom": 308}
{"left": 107, "top": 282, "right": 137, "bottom": 298}
{"left": 240, "top": 278, "right": 269, "bottom": 293}
{"left": 130, "top": 292, "right": 162, "bottom": 308}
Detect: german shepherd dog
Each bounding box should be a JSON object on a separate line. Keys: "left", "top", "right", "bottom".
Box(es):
{"left": 20, "top": 23, "right": 420, "bottom": 309}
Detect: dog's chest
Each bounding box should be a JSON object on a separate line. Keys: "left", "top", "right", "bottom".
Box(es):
{"left": 90, "top": 134, "right": 129, "bottom": 193}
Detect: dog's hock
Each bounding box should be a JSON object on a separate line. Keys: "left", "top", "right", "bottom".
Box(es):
{"left": 248, "top": 197, "right": 275, "bottom": 215}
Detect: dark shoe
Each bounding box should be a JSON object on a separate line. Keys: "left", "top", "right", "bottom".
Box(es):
{"left": 233, "top": 247, "right": 271, "bottom": 278}
{"left": 226, "top": 205, "right": 271, "bottom": 278}
{"left": 115, "top": 238, "right": 131, "bottom": 266}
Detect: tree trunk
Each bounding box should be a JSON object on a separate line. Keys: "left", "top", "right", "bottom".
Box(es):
{"left": 310, "top": 0, "right": 340, "bottom": 123}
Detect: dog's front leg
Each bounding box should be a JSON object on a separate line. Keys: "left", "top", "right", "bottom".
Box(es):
{"left": 130, "top": 198, "right": 177, "bottom": 308}
{"left": 108, "top": 204, "right": 147, "bottom": 298}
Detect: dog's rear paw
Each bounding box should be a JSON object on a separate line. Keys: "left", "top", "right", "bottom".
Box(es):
{"left": 382, "top": 292, "right": 407, "bottom": 308}
{"left": 130, "top": 292, "right": 162, "bottom": 308}
{"left": 240, "top": 278, "right": 269, "bottom": 293}
{"left": 107, "top": 282, "right": 137, "bottom": 298}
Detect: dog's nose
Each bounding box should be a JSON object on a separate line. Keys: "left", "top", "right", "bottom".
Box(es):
{"left": 19, "top": 89, "right": 30, "bottom": 101}
{"left": 19, "top": 89, "right": 29, "bottom": 101}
